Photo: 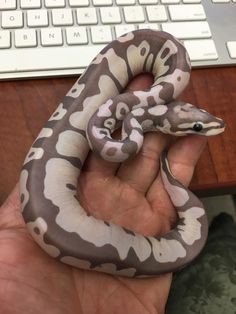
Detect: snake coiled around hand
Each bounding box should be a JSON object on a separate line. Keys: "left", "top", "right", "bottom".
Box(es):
{"left": 19, "top": 30, "right": 225, "bottom": 277}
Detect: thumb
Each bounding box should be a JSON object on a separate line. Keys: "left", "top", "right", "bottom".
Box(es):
{"left": 0, "top": 184, "right": 25, "bottom": 230}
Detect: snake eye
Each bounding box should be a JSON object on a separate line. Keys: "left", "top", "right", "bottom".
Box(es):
{"left": 193, "top": 123, "right": 203, "bottom": 132}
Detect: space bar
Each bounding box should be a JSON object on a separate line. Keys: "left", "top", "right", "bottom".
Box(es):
{"left": 0, "top": 46, "right": 105, "bottom": 73}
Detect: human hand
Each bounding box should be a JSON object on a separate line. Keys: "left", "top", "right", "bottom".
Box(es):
{"left": 0, "top": 75, "right": 207, "bottom": 314}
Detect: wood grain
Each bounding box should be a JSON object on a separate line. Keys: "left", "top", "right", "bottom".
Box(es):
{"left": 0, "top": 67, "right": 235, "bottom": 204}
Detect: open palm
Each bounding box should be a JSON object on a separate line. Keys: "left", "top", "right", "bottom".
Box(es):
{"left": 0, "top": 76, "right": 207, "bottom": 314}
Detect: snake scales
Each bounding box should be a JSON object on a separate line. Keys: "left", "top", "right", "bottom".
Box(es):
{"left": 19, "top": 30, "right": 225, "bottom": 277}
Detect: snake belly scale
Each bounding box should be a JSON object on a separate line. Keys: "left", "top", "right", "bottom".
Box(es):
{"left": 19, "top": 30, "right": 225, "bottom": 277}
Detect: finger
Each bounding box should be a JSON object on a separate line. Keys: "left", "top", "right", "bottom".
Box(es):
{"left": 125, "top": 73, "right": 153, "bottom": 91}
{"left": 83, "top": 150, "right": 119, "bottom": 176}
{"left": 0, "top": 184, "right": 25, "bottom": 229}
{"left": 148, "top": 135, "right": 207, "bottom": 196}
{"left": 116, "top": 132, "right": 171, "bottom": 194}
{"left": 147, "top": 136, "right": 207, "bottom": 223}
{"left": 167, "top": 135, "right": 208, "bottom": 186}
{"left": 146, "top": 135, "right": 207, "bottom": 232}
{"left": 84, "top": 74, "right": 154, "bottom": 176}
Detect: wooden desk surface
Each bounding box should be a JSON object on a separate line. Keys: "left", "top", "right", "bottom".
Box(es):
{"left": 0, "top": 67, "right": 236, "bottom": 204}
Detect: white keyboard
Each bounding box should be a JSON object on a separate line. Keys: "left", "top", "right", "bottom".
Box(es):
{"left": 0, "top": 0, "right": 236, "bottom": 79}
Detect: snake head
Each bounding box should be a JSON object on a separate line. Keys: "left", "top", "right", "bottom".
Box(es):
{"left": 163, "top": 101, "right": 225, "bottom": 136}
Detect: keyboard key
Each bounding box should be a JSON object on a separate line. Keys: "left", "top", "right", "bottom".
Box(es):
{"left": 27, "top": 9, "right": 49, "bottom": 27}
{"left": 15, "top": 29, "right": 37, "bottom": 47}
{"left": 0, "top": 0, "right": 16, "bottom": 10}
{"left": 162, "top": 22, "right": 211, "bottom": 39}
{"left": 76, "top": 8, "right": 97, "bottom": 25}
{"left": 161, "top": 0, "right": 180, "bottom": 3}
{"left": 115, "top": 24, "right": 136, "bottom": 37}
{"left": 139, "top": 0, "right": 158, "bottom": 3}
{"left": 146, "top": 5, "right": 168, "bottom": 22}
{"left": 93, "top": 0, "right": 113, "bottom": 5}
{"left": 45, "top": 0, "right": 65, "bottom": 8}
{"left": 0, "top": 30, "right": 11, "bottom": 48}
{"left": 0, "top": 46, "right": 105, "bottom": 73}
{"left": 100, "top": 7, "right": 121, "bottom": 24}
{"left": 116, "top": 0, "right": 135, "bottom": 4}
{"left": 69, "top": 0, "right": 89, "bottom": 6}
{"left": 184, "top": 39, "right": 218, "bottom": 60}
{"left": 52, "top": 9, "right": 73, "bottom": 26}
{"left": 183, "top": 0, "right": 201, "bottom": 3}
{"left": 91, "top": 25, "right": 112, "bottom": 43}
{"left": 169, "top": 4, "right": 206, "bottom": 21}
{"left": 138, "top": 23, "right": 160, "bottom": 30}
{"left": 20, "top": 0, "right": 41, "bottom": 8}
{"left": 66, "top": 26, "right": 88, "bottom": 44}
{"left": 227, "top": 41, "right": 236, "bottom": 58}
{"left": 123, "top": 6, "right": 145, "bottom": 23}
{"left": 2, "top": 11, "right": 23, "bottom": 28}
{"left": 41, "top": 27, "right": 63, "bottom": 46}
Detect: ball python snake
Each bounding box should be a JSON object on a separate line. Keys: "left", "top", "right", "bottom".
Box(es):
{"left": 19, "top": 30, "right": 225, "bottom": 277}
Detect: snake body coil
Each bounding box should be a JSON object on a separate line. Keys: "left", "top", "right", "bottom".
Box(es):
{"left": 20, "top": 30, "right": 225, "bottom": 277}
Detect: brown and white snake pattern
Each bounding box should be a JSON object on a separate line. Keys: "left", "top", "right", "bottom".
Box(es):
{"left": 19, "top": 30, "right": 225, "bottom": 277}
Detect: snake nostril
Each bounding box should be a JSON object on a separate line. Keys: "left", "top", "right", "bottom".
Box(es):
{"left": 220, "top": 120, "right": 225, "bottom": 128}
